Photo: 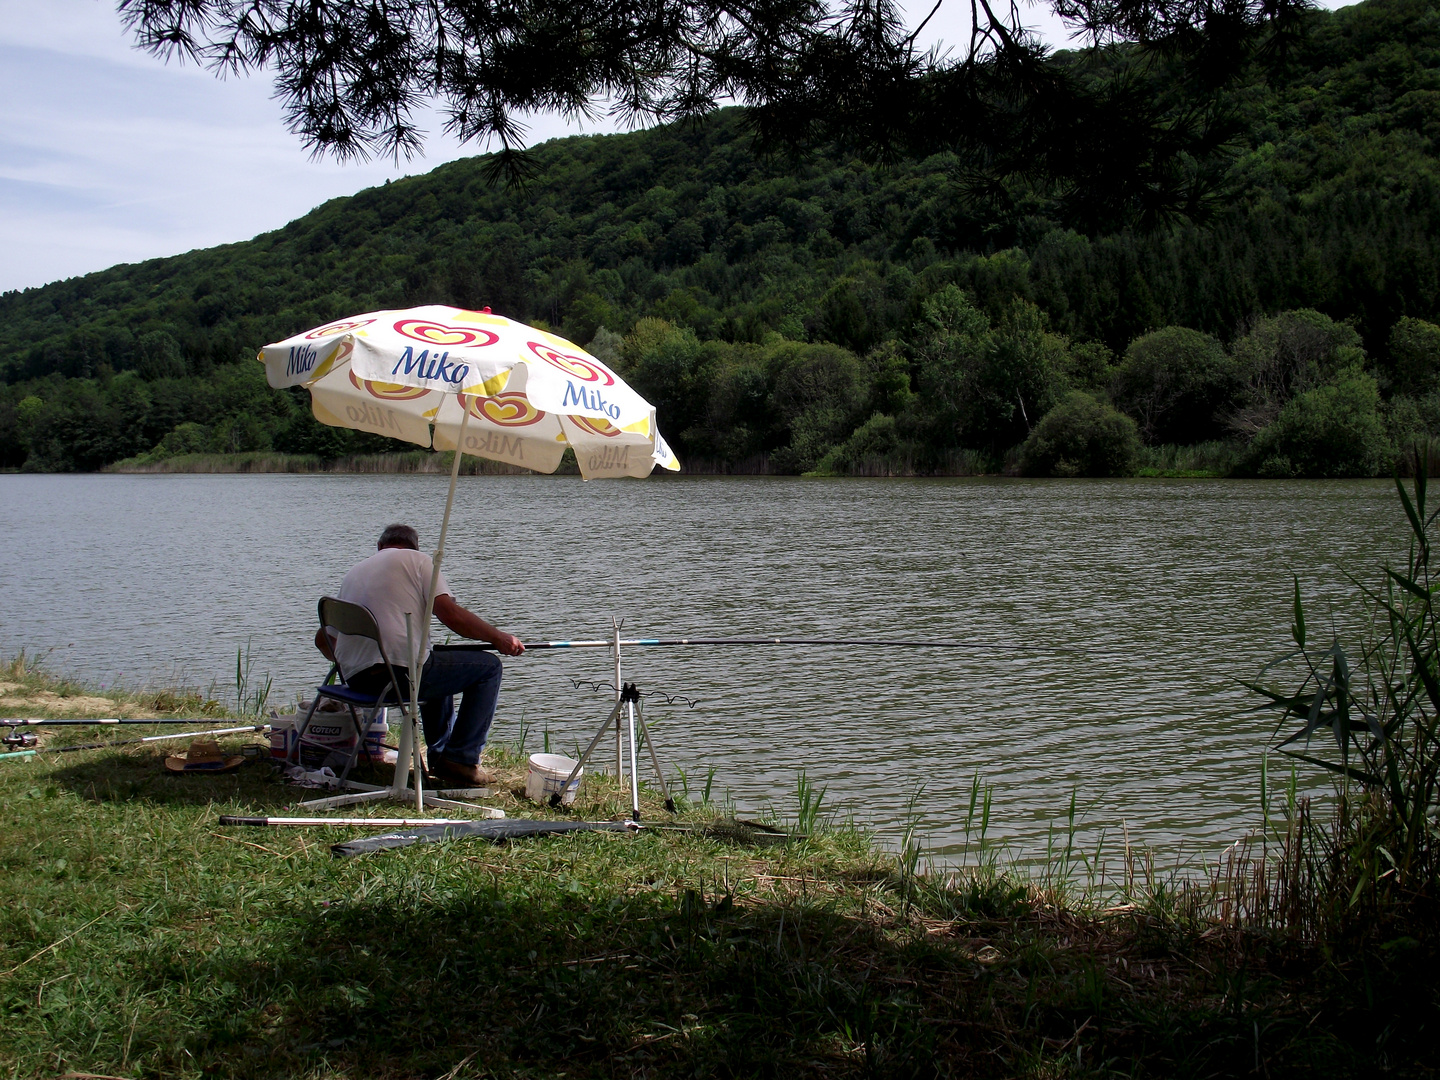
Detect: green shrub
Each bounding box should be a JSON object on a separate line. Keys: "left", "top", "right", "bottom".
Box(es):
{"left": 1112, "top": 326, "right": 1238, "bottom": 445}
{"left": 1243, "top": 368, "right": 1391, "bottom": 478}
{"left": 1231, "top": 310, "right": 1367, "bottom": 437}
{"left": 1387, "top": 316, "right": 1440, "bottom": 397}
{"left": 815, "top": 412, "right": 903, "bottom": 475}
{"left": 160, "top": 422, "right": 209, "bottom": 456}
{"left": 1018, "top": 391, "right": 1141, "bottom": 477}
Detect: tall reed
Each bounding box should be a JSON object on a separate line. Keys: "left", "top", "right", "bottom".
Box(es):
{"left": 1246, "top": 446, "right": 1440, "bottom": 940}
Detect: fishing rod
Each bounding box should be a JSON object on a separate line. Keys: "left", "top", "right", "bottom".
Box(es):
{"left": 0, "top": 724, "right": 269, "bottom": 761}
{"left": 443, "top": 636, "right": 1037, "bottom": 652}
{"left": 1, "top": 717, "right": 261, "bottom": 727}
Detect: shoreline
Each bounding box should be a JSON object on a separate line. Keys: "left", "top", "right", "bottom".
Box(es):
{"left": 41, "top": 449, "right": 1229, "bottom": 478}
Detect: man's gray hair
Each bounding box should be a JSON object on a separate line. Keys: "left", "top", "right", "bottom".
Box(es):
{"left": 377, "top": 523, "right": 420, "bottom": 550}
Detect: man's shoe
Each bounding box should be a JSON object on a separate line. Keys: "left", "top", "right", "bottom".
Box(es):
{"left": 427, "top": 756, "right": 497, "bottom": 788}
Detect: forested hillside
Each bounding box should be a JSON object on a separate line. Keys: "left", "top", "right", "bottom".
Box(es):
{"left": 5, "top": 0, "right": 1440, "bottom": 476}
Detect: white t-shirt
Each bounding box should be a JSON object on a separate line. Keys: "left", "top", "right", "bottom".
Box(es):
{"left": 332, "top": 547, "right": 453, "bottom": 678}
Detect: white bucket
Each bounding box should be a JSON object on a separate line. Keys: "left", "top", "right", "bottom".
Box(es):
{"left": 525, "top": 753, "right": 583, "bottom": 805}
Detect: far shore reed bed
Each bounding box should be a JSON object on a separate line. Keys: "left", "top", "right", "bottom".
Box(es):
{"left": 105, "top": 450, "right": 540, "bottom": 475}
{"left": 0, "top": 643, "right": 1434, "bottom": 1078}
{"left": 99, "top": 445, "right": 1245, "bottom": 478}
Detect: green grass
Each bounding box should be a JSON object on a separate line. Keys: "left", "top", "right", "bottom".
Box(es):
{"left": 0, "top": 660, "right": 1433, "bottom": 1078}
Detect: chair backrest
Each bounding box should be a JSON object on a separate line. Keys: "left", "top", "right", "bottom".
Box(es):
{"left": 319, "top": 596, "right": 382, "bottom": 644}
{"left": 318, "top": 597, "right": 408, "bottom": 705}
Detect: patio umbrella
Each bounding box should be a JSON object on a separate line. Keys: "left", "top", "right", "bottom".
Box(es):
{"left": 258, "top": 305, "right": 680, "bottom": 810}
{"left": 260, "top": 304, "right": 678, "bottom": 479}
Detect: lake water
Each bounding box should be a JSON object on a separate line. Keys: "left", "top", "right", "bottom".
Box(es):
{"left": 0, "top": 473, "right": 1404, "bottom": 864}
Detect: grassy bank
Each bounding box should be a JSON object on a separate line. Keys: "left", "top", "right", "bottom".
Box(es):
{"left": 1, "top": 657, "right": 1434, "bottom": 1077}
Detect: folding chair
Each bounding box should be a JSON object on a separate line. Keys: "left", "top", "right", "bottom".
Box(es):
{"left": 290, "top": 597, "right": 413, "bottom": 786}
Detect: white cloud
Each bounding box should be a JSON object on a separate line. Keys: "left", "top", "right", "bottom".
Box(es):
{"left": 0, "top": 0, "right": 622, "bottom": 292}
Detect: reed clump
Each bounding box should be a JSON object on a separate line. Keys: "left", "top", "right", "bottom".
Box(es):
{"left": 1244, "top": 448, "right": 1440, "bottom": 946}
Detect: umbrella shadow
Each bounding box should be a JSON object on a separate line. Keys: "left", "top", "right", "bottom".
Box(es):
{"left": 118, "top": 881, "right": 947, "bottom": 1078}
{"left": 43, "top": 748, "right": 394, "bottom": 810}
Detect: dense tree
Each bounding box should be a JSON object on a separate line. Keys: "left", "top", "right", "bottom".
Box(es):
{"left": 1387, "top": 317, "right": 1440, "bottom": 397}
{"left": 1228, "top": 310, "right": 1366, "bottom": 437}
{"left": 1240, "top": 368, "right": 1391, "bottom": 478}
{"left": 117, "top": 0, "right": 1303, "bottom": 222}
{"left": 5, "top": 0, "right": 1440, "bottom": 477}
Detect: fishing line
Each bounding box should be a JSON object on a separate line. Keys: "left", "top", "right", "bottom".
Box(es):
{"left": 566, "top": 678, "right": 698, "bottom": 708}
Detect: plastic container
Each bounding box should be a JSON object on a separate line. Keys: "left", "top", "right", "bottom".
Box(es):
{"left": 269, "top": 704, "right": 363, "bottom": 767}
{"left": 363, "top": 709, "right": 392, "bottom": 763}
{"left": 269, "top": 717, "right": 297, "bottom": 761}
{"left": 525, "top": 753, "right": 583, "bottom": 805}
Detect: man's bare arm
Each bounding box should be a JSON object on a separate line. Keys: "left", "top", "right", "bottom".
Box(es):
{"left": 432, "top": 594, "right": 526, "bottom": 656}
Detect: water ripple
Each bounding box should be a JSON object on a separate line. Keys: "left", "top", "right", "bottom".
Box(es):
{"left": 0, "top": 473, "right": 1401, "bottom": 859}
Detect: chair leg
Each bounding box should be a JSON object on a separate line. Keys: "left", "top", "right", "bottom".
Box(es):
{"left": 289, "top": 695, "right": 322, "bottom": 768}
{"left": 335, "top": 704, "right": 366, "bottom": 786}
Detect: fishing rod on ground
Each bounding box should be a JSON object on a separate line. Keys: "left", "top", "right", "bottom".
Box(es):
{"left": 0, "top": 723, "right": 270, "bottom": 761}
{"left": 1, "top": 717, "right": 267, "bottom": 726}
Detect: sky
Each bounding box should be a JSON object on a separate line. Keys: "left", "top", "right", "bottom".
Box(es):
{"left": 0, "top": 0, "right": 1356, "bottom": 295}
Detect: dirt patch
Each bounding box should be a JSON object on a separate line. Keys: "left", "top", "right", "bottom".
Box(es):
{"left": 0, "top": 690, "right": 159, "bottom": 719}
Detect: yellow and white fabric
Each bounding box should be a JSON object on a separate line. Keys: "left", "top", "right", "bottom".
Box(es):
{"left": 258, "top": 305, "right": 680, "bottom": 479}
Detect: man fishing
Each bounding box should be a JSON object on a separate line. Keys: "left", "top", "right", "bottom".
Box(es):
{"left": 317, "top": 523, "right": 524, "bottom": 787}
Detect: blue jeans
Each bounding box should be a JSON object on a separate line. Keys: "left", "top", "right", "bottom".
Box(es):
{"left": 416, "top": 648, "right": 503, "bottom": 764}
{"left": 353, "top": 649, "right": 503, "bottom": 765}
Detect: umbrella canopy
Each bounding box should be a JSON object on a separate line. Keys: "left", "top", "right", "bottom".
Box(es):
{"left": 259, "top": 305, "right": 679, "bottom": 479}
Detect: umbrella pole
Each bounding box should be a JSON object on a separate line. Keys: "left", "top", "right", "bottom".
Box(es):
{"left": 413, "top": 404, "right": 471, "bottom": 808}
{"left": 425, "top": 403, "right": 470, "bottom": 642}
{"left": 405, "top": 612, "right": 425, "bottom": 812}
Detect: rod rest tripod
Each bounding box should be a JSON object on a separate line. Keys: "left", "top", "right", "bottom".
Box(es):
{"left": 552, "top": 681, "right": 676, "bottom": 818}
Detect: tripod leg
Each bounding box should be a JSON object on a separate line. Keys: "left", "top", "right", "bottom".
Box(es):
{"left": 626, "top": 699, "right": 641, "bottom": 821}
{"left": 553, "top": 696, "right": 626, "bottom": 807}
{"left": 634, "top": 701, "right": 676, "bottom": 814}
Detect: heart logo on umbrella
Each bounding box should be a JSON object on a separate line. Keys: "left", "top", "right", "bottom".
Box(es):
{"left": 394, "top": 320, "right": 499, "bottom": 348}
{"left": 463, "top": 393, "right": 545, "bottom": 427}
{"left": 349, "top": 371, "right": 435, "bottom": 400}
{"left": 306, "top": 318, "right": 377, "bottom": 339}
{"left": 571, "top": 414, "right": 621, "bottom": 438}
{"left": 530, "top": 342, "right": 615, "bottom": 386}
